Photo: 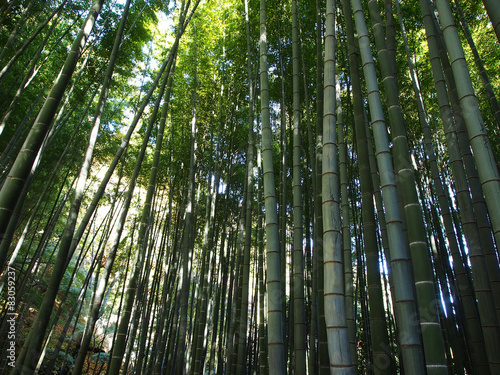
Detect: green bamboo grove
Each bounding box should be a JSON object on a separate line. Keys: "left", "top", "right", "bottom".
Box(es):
{"left": 0, "top": 0, "right": 499, "bottom": 373}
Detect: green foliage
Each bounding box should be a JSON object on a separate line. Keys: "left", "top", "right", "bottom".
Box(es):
{"left": 39, "top": 350, "right": 74, "bottom": 374}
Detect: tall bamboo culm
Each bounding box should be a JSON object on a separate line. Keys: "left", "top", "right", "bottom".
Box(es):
{"left": 259, "top": 0, "right": 285, "bottom": 373}
{"left": 322, "top": 0, "right": 352, "bottom": 373}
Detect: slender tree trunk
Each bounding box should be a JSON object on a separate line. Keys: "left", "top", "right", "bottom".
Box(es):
{"left": 337, "top": 81, "right": 359, "bottom": 373}
{"left": 259, "top": 0, "right": 286, "bottom": 372}
{"left": 257, "top": 153, "right": 268, "bottom": 375}
{"left": 277, "top": 15, "right": 288, "bottom": 366}
{"left": 291, "top": 1, "right": 306, "bottom": 373}
{"left": 235, "top": 0, "right": 257, "bottom": 371}
{"left": 314, "top": 1, "right": 328, "bottom": 373}
{"left": 321, "top": 1, "right": 352, "bottom": 373}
